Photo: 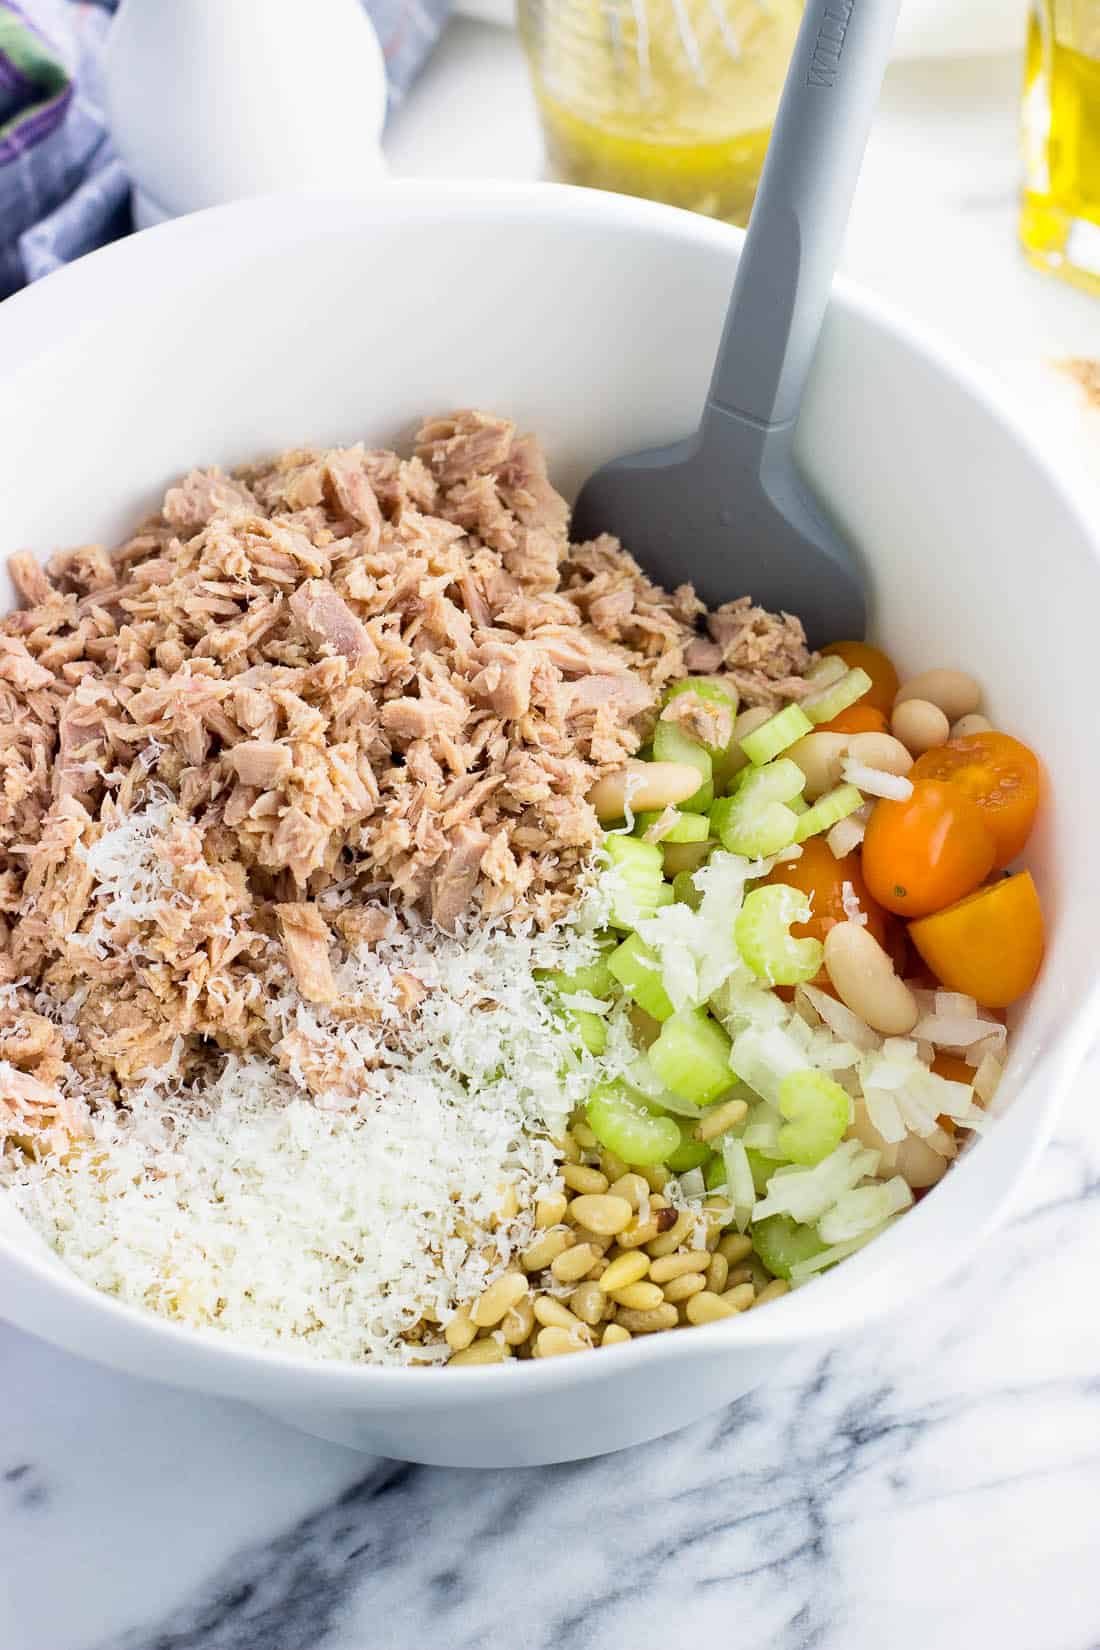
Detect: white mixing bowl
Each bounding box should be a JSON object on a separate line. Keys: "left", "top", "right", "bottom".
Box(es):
{"left": 0, "top": 185, "right": 1096, "bottom": 1468}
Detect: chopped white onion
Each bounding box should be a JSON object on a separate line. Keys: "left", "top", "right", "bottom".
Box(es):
{"left": 817, "top": 1176, "right": 913, "bottom": 1244}
{"left": 973, "top": 1053, "right": 1004, "bottom": 1104}
{"left": 934, "top": 990, "right": 980, "bottom": 1018}
{"left": 913, "top": 1013, "right": 1000, "bottom": 1048}
{"left": 863, "top": 1085, "right": 908, "bottom": 1144}
{"left": 678, "top": 1167, "right": 707, "bottom": 1201}
{"left": 842, "top": 760, "right": 914, "bottom": 801}
{"left": 800, "top": 983, "right": 882, "bottom": 1052}
{"left": 722, "top": 1136, "right": 756, "bottom": 1233}
{"left": 827, "top": 815, "right": 866, "bottom": 858}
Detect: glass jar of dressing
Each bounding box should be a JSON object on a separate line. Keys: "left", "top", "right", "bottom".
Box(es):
{"left": 1022, "top": 0, "right": 1100, "bottom": 292}
{"left": 517, "top": 0, "right": 802, "bottom": 226}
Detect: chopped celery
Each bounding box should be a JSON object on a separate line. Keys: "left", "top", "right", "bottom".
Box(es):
{"left": 662, "top": 678, "right": 739, "bottom": 754}
{"left": 539, "top": 954, "right": 617, "bottom": 1000}
{"left": 711, "top": 759, "right": 805, "bottom": 858}
{"left": 735, "top": 884, "right": 824, "bottom": 987}
{"left": 746, "top": 1147, "right": 777, "bottom": 1195}
{"left": 730, "top": 1025, "right": 809, "bottom": 1107}
{"left": 792, "top": 783, "right": 864, "bottom": 844}
{"left": 671, "top": 868, "right": 704, "bottom": 910}
{"left": 586, "top": 1083, "right": 681, "bottom": 1167}
{"left": 776, "top": 1070, "right": 850, "bottom": 1166}
{"left": 648, "top": 1008, "right": 733, "bottom": 1105}
{"left": 635, "top": 809, "right": 710, "bottom": 844}
{"left": 752, "top": 1213, "right": 828, "bottom": 1281}
{"left": 567, "top": 1008, "right": 608, "bottom": 1055}
{"left": 604, "top": 834, "right": 668, "bottom": 929}
{"left": 802, "top": 666, "right": 873, "bottom": 726}
{"left": 608, "top": 932, "right": 675, "bottom": 1022}
{"left": 704, "top": 1153, "right": 727, "bottom": 1191}
{"left": 652, "top": 718, "right": 714, "bottom": 813}
{"left": 663, "top": 840, "right": 713, "bottom": 879}
{"left": 666, "top": 1120, "right": 712, "bottom": 1173}
{"left": 740, "top": 704, "right": 814, "bottom": 766}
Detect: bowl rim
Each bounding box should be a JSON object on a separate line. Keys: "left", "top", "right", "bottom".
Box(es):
{"left": 2, "top": 178, "right": 1099, "bottom": 1397}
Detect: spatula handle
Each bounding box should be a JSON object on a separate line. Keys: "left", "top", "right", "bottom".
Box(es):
{"left": 704, "top": 0, "right": 901, "bottom": 432}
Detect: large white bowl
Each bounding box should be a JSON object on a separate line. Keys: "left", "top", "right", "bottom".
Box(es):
{"left": 0, "top": 185, "right": 1097, "bottom": 1468}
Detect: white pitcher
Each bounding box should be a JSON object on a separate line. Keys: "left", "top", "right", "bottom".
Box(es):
{"left": 104, "top": 0, "right": 388, "bottom": 228}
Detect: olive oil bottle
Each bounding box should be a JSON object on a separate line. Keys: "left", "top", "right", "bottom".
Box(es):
{"left": 1022, "top": 0, "right": 1100, "bottom": 292}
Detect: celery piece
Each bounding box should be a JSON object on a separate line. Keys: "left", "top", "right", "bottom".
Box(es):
{"left": 567, "top": 1008, "right": 608, "bottom": 1056}
{"left": 608, "top": 932, "right": 675, "bottom": 1022}
{"left": 704, "top": 1152, "right": 727, "bottom": 1192}
{"left": 735, "top": 884, "right": 824, "bottom": 987}
{"left": 711, "top": 758, "right": 805, "bottom": 858}
{"left": 662, "top": 678, "right": 739, "bottom": 754}
{"left": 586, "top": 1083, "right": 681, "bottom": 1167}
{"left": 664, "top": 840, "right": 714, "bottom": 879}
{"left": 652, "top": 718, "right": 714, "bottom": 812}
{"left": 752, "top": 1213, "right": 828, "bottom": 1281}
{"left": 671, "top": 868, "right": 704, "bottom": 910}
{"left": 648, "top": 1008, "right": 734, "bottom": 1105}
{"left": 802, "top": 667, "right": 873, "bottom": 726}
{"left": 666, "top": 1120, "right": 711, "bottom": 1173}
{"left": 776, "top": 1070, "right": 850, "bottom": 1166}
{"left": 604, "top": 834, "right": 668, "bottom": 929}
{"left": 746, "top": 1148, "right": 777, "bottom": 1196}
{"left": 740, "top": 704, "right": 814, "bottom": 766}
{"left": 539, "top": 953, "right": 618, "bottom": 1000}
{"left": 792, "top": 783, "right": 864, "bottom": 844}
{"left": 635, "top": 809, "right": 710, "bottom": 844}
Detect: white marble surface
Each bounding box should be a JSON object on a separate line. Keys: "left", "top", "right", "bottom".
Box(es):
{"left": 5, "top": 21, "right": 1100, "bottom": 1650}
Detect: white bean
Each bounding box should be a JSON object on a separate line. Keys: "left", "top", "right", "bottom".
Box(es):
{"left": 787, "top": 732, "right": 850, "bottom": 800}
{"left": 845, "top": 732, "right": 914, "bottom": 776}
{"left": 891, "top": 698, "right": 950, "bottom": 756}
{"left": 894, "top": 669, "right": 981, "bottom": 721}
{"left": 950, "top": 713, "right": 993, "bottom": 739}
{"left": 724, "top": 706, "right": 773, "bottom": 779}
{"left": 589, "top": 761, "right": 702, "bottom": 822}
{"left": 823, "top": 923, "right": 919, "bottom": 1036}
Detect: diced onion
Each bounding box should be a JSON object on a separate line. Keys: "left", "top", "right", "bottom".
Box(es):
{"left": 973, "top": 1053, "right": 1004, "bottom": 1104}
{"left": 913, "top": 1013, "right": 1002, "bottom": 1048}
{"left": 841, "top": 760, "right": 914, "bottom": 801}
{"left": 799, "top": 983, "right": 882, "bottom": 1052}
{"left": 826, "top": 814, "right": 866, "bottom": 858}
{"left": 817, "top": 1176, "right": 913, "bottom": 1244}
{"left": 678, "top": 1166, "right": 707, "bottom": 1200}
{"left": 722, "top": 1136, "right": 756, "bottom": 1232}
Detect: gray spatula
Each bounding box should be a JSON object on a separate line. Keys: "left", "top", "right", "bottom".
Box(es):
{"left": 571, "top": 0, "right": 903, "bottom": 648}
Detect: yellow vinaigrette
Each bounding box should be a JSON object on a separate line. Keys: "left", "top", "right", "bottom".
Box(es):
{"left": 1022, "top": 0, "right": 1100, "bottom": 293}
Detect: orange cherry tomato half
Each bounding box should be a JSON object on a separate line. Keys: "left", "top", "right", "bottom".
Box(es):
{"left": 763, "top": 837, "right": 888, "bottom": 991}
{"left": 820, "top": 640, "right": 899, "bottom": 715}
{"left": 908, "top": 871, "right": 1045, "bottom": 1008}
{"left": 814, "top": 704, "right": 890, "bottom": 736}
{"left": 861, "top": 779, "right": 996, "bottom": 919}
{"left": 911, "top": 732, "right": 1041, "bottom": 870}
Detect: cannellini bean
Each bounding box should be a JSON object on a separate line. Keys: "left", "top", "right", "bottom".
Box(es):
{"left": 725, "top": 707, "right": 774, "bottom": 778}
{"left": 845, "top": 732, "right": 913, "bottom": 776}
{"left": 823, "top": 922, "right": 919, "bottom": 1035}
{"left": 893, "top": 1132, "right": 949, "bottom": 1190}
{"left": 891, "top": 698, "right": 950, "bottom": 756}
{"left": 787, "top": 731, "right": 850, "bottom": 800}
{"left": 950, "top": 713, "right": 993, "bottom": 739}
{"left": 894, "top": 669, "right": 981, "bottom": 721}
{"left": 588, "top": 760, "right": 702, "bottom": 822}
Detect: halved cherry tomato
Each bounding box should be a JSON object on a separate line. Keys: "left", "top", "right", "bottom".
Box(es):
{"left": 912, "top": 732, "right": 1040, "bottom": 870}
{"left": 909, "top": 872, "right": 1044, "bottom": 1008}
{"left": 861, "top": 779, "right": 996, "bottom": 919}
{"left": 763, "top": 837, "right": 888, "bottom": 993}
{"left": 820, "top": 640, "right": 899, "bottom": 715}
{"left": 815, "top": 704, "right": 890, "bottom": 736}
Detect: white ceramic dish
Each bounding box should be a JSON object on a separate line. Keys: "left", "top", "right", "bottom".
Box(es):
{"left": 0, "top": 184, "right": 1096, "bottom": 1468}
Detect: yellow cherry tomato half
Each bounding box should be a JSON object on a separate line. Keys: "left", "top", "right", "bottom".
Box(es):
{"left": 861, "top": 779, "right": 997, "bottom": 919}
{"left": 820, "top": 641, "right": 899, "bottom": 715}
{"left": 912, "top": 732, "right": 1041, "bottom": 870}
{"left": 908, "top": 871, "right": 1044, "bottom": 1008}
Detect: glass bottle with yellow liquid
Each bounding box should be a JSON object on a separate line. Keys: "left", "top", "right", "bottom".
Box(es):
{"left": 1022, "top": 0, "right": 1100, "bottom": 291}
{"left": 517, "top": 0, "right": 802, "bottom": 227}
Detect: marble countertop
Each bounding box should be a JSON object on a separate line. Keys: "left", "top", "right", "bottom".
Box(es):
{"left": 5, "top": 23, "right": 1100, "bottom": 1650}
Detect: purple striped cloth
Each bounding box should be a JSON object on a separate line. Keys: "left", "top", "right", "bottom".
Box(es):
{"left": 0, "top": 0, "right": 451, "bottom": 297}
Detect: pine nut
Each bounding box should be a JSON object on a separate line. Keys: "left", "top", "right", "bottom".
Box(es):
{"left": 891, "top": 697, "right": 949, "bottom": 756}
{"left": 598, "top": 1251, "right": 651, "bottom": 1293}
{"left": 721, "top": 1283, "right": 757, "bottom": 1311}
{"left": 551, "top": 1242, "right": 601, "bottom": 1283}
{"left": 649, "top": 1252, "right": 707, "bottom": 1282}
{"left": 787, "top": 731, "right": 850, "bottom": 800}
{"left": 846, "top": 732, "right": 913, "bottom": 776}
{"left": 536, "top": 1326, "right": 591, "bottom": 1357}
{"left": 569, "top": 1225, "right": 613, "bottom": 1255}
{"left": 492, "top": 1183, "right": 519, "bottom": 1227}
{"left": 706, "top": 1253, "right": 729, "bottom": 1294}
{"left": 559, "top": 1132, "right": 582, "bottom": 1164}
{"left": 645, "top": 1210, "right": 696, "bottom": 1257}
{"left": 534, "top": 1191, "right": 568, "bottom": 1228}
{"left": 610, "top": 1281, "right": 665, "bottom": 1311}
{"left": 726, "top": 1264, "right": 755, "bottom": 1287}
{"left": 444, "top": 1306, "right": 477, "bottom": 1352}
{"left": 894, "top": 668, "right": 981, "bottom": 722}
{"left": 601, "top": 1323, "right": 632, "bottom": 1347}
{"left": 569, "top": 1280, "right": 607, "bottom": 1325}
{"left": 662, "top": 1271, "right": 707, "bottom": 1304}
{"left": 694, "top": 1097, "right": 749, "bottom": 1143}
{"left": 471, "top": 1272, "right": 528, "bottom": 1328}
{"left": 824, "top": 922, "right": 918, "bottom": 1035}
{"left": 599, "top": 1150, "right": 630, "bottom": 1183}
{"left": 533, "top": 1296, "right": 587, "bottom": 1332}
{"left": 447, "top": 1338, "right": 511, "bottom": 1366}
{"left": 571, "top": 1122, "right": 598, "bottom": 1150}
{"left": 500, "top": 1295, "right": 536, "bottom": 1345}
{"left": 615, "top": 1303, "right": 679, "bottom": 1333}
{"left": 521, "top": 1226, "right": 574, "bottom": 1271}
{"left": 617, "top": 1215, "right": 664, "bottom": 1250}
{"left": 589, "top": 760, "right": 705, "bottom": 821}
{"left": 753, "top": 1279, "right": 790, "bottom": 1307}
{"left": 568, "top": 1193, "right": 633, "bottom": 1235}
{"left": 562, "top": 1162, "right": 608, "bottom": 1194}
{"left": 608, "top": 1172, "right": 649, "bottom": 1211}
{"left": 950, "top": 713, "right": 992, "bottom": 739}
{"left": 717, "top": 1233, "right": 753, "bottom": 1265}
{"left": 641, "top": 1164, "right": 669, "bottom": 1192}
{"left": 686, "top": 1291, "right": 738, "bottom": 1324}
